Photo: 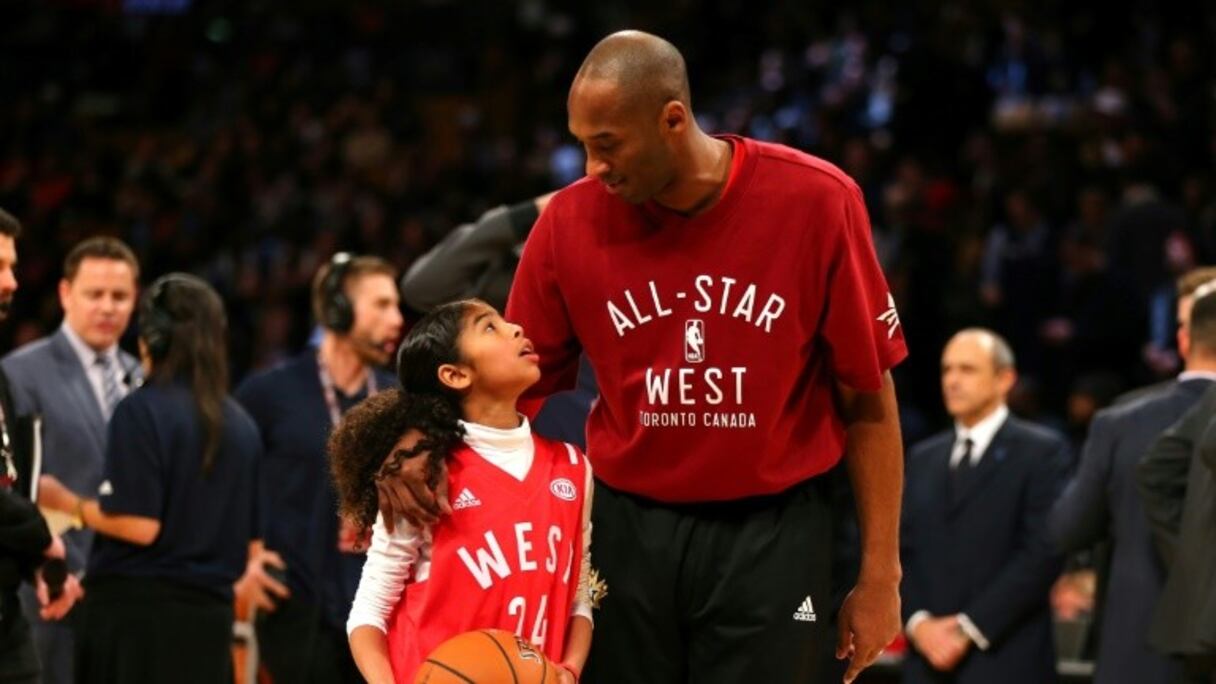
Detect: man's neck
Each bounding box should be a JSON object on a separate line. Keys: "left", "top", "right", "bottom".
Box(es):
{"left": 319, "top": 333, "right": 368, "bottom": 395}
{"left": 1183, "top": 356, "right": 1216, "bottom": 376}
{"left": 956, "top": 403, "right": 1004, "bottom": 430}
{"left": 653, "top": 132, "right": 732, "bottom": 216}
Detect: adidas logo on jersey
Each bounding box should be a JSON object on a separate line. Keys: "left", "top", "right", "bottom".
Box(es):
{"left": 793, "top": 595, "right": 817, "bottom": 622}
{"left": 452, "top": 488, "right": 482, "bottom": 510}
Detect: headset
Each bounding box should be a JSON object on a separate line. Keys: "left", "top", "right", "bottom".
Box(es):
{"left": 140, "top": 274, "right": 189, "bottom": 360}
{"left": 319, "top": 252, "right": 356, "bottom": 333}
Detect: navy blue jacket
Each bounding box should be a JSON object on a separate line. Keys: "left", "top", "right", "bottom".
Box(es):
{"left": 902, "top": 415, "right": 1070, "bottom": 684}
{"left": 1049, "top": 378, "right": 1210, "bottom": 683}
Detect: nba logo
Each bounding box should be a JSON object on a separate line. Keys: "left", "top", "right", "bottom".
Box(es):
{"left": 684, "top": 320, "right": 705, "bottom": 363}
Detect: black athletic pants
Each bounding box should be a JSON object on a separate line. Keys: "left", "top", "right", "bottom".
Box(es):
{"left": 0, "top": 590, "right": 39, "bottom": 684}
{"left": 583, "top": 477, "right": 834, "bottom": 684}
{"left": 256, "top": 596, "right": 362, "bottom": 684}
{"left": 75, "top": 576, "right": 233, "bottom": 684}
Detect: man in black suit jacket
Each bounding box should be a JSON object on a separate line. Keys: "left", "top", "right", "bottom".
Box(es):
{"left": 1048, "top": 268, "right": 1216, "bottom": 684}
{"left": 902, "top": 328, "right": 1070, "bottom": 684}
{"left": 1139, "top": 292, "right": 1216, "bottom": 683}
{"left": 0, "top": 209, "right": 80, "bottom": 683}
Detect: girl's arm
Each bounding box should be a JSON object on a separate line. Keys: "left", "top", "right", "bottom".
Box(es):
{"left": 559, "top": 458, "right": 596, "bottom": 680}
{"left": 37, "top": 475, "right": 160, "bottom": 546}
{"left": 348, "top": 512, "right": 423, "bottom": 682}
{"left": 559, "top": 616, "right": 592, "bottom": 682}
{"left": 79, "top": 498, "right": 159, "bottom": 545}
{"left": 349, "top": 626, "right": 395, "bottom": 684}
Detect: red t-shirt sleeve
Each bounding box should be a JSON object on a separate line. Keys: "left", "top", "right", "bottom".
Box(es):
{"left": 506, "top": 198, "right": 582, "bottom": 417}
{"left": 819, "top": 184, "right": 908, "bottom": 392}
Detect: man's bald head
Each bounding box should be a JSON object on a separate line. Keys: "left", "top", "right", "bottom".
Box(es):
{"left": 941, "top": 327, "right": 1017, "bottom": 426}
{"left": 573, "top": 31, "right": 691, "bottom": 114}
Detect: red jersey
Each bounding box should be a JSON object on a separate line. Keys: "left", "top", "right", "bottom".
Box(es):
{"left": 385, "top": 436, "right": 588, "bottom": 680}
{"left": 506, "top": 136, "right": 907, "bottom": 502}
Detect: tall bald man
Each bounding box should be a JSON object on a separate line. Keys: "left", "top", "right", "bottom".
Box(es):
{"left": 382, "top": 31, "right": 907, "bottom": 683}
{"left": 902, "top": 329, "right": 1069, "bottom": 683}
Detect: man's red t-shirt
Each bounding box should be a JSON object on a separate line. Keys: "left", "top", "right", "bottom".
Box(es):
{"left": 506, "top": 135, "right": 907, "bottom": 502}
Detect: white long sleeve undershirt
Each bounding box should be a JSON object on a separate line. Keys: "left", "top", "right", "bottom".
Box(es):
{"left": 347, "top": 417, "right": 595, "bottom": 636}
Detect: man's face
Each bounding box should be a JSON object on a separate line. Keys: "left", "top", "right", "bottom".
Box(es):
{"left": 568, "top": 78, "right": 674, "bottom": 204}
{"left": 941, "top": 335, "right": 1013, "bottom": 424}
{"left": 0, "top": 235, "right": 18, "bottom": 321}
{"left": 347, "top": 273, "right": 404, "bottom": 366}
{"left": 58, "top": 257, "right": 137, "bottom": 350}
{"left": 1178, "top": 294, "right": 1195, "bottom": 360}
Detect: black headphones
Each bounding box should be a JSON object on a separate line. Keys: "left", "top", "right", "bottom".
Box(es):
{"left": 140, "top": 274, "right": 186, "bottom": 360}
{"left": 320, "top": 252, "right": 355, "bottom": 333}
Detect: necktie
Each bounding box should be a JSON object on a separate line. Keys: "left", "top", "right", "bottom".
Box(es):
{"left": 950, "top": 437, "right": 975, "bottom": 497}
{"left": 95, "top": 353, "right": 122, "bottom": 419}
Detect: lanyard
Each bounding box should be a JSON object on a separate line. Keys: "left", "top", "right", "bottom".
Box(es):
{"left": 317, "top": 356, "right": 379, "bottom": 427}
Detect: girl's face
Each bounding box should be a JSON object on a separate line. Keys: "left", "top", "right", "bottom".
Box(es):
{"left": 447, "top": 302, "right": 541, "bottom": 399}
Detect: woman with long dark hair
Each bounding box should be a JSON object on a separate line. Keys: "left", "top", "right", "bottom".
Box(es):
{"left": 39, "top": 273, "right": 261, "bottom": 683}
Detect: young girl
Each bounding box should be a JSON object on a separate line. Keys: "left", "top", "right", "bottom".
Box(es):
{"left": 330, "top": 299, "right": 592, "bottom": 683}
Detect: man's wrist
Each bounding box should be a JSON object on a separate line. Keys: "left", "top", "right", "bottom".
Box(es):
{"left": 955, "top": 613, "right": 990, "bottom": 651}
{"left": 858, "top": 551, "right": 902, "bottom": 585}
{"left": 905, "top": 610, "right": 931, "bottom": 639}
{"left": 73, "top": 497, "right": 86, "bottom": 528}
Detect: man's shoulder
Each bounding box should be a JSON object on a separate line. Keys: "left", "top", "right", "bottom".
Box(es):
{"left": 1001, "top": 415, "right": 1068, "bottom": 453}
{"left": 746, "top": 138, "right": 860, "bottom": 195}
{"left": 909, "top": 429, "right": 954, "bottom": 459}
{"left": 2, "top": 333, "right": 61, "bottom": 369}
{"left": 236, "top": 354, "right": 313, "bottom": 400}
{"left": 1001, "top": 413, "right": 1060, "bottom": 438}
{"left": 222, "top": 396, "right": 263, "bottom": 440}
{"left": 1099, "top": 380, "right": 1202, "bottom": 427}
{"left": 372, "top": 367, "right": 399, "bottom": 390}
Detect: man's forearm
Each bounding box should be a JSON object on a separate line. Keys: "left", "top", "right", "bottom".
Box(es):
{"left": 840, "top": 371, "right": 903, "bottom": 582}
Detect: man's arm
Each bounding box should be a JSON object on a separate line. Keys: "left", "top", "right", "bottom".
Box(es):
{"left": 962, "top": 438, "right": 1070, "bottom": 646}
{"left": 1199, "top": 412, "right": 1216, "bottom": 475}
{"left": 1048, "top": 411, "right": 1115, "bottom": 552}
{"left": 835, "top": 371, "right": 903, "bottom": 684}
{"left": 400, "top": 194, "right": 554, "bottom": 313}
{"left": 1137, "top": 389, "right": 1215, "bottom": 567}
{"left": 0, "top": 486, "right": 51, "bottom": 558}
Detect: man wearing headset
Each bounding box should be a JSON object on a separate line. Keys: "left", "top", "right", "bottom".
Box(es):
{"left": 234, "top": 254, "right": 402, "bottom": 683}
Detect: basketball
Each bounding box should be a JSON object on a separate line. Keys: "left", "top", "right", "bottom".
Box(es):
{"left": 413, "top": 629, "right": 560, "bottom": 684}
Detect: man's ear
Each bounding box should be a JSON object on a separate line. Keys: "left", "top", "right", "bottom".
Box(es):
{"left": 660, "top": 100, "right": 688, "bottom": 135}
{"left": 437, "top": 363, "right": 472, "bottom": 392}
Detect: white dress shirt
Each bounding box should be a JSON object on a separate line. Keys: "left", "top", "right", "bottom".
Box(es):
{"left": 60, "top": 322, "right": 127, "bottom": 416}
{"left": 907, "top": 404, "right": 1010, "bottom": 652}
{"left": 948, "top": 404, "right": 1009, "bottom": 469}
{"left": 347, "top": 416, "right": 595, "bottom": 635}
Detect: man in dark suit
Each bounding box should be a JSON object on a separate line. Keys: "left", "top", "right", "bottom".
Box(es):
{"left": 1138, "top": 287, "right": 1216, "bottom": 683}
{"left": 0, "top": 237, "right": 141, "bottom": 684}
{"left": 0, "top": 208, "right": 82, "bottom": 682}
{"left": 1048, "top": 268, "right": 1216, "bottom": 684}
{"left": 902, "top": 328, "right": 1071, "bottom": 684}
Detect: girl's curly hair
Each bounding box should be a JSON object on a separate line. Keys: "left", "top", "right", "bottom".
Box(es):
{"left": 328, "top": 389, "right": 464, "bottom": 532}
{"left": 329, "top": 300, "right": 479, "bottom": 532}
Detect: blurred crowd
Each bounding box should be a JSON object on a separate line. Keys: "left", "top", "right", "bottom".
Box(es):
{"left": 1, "top": 0, "right": 1214, "bottom": 435}
{"left": 2, "top": 1, "right": 1216, "bottom": 682}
